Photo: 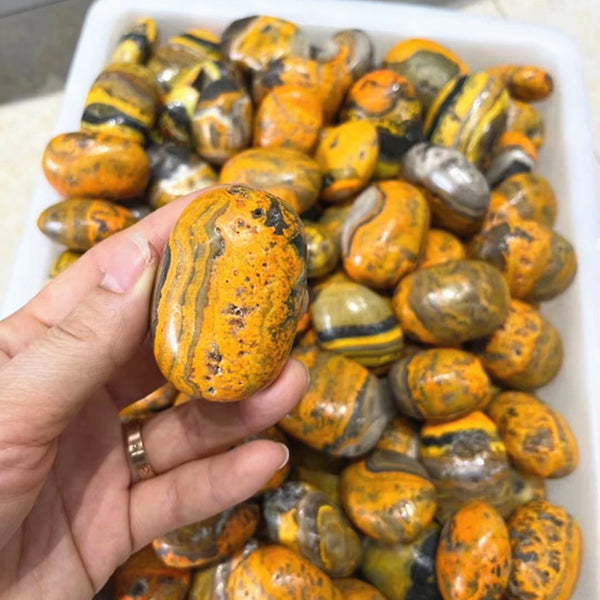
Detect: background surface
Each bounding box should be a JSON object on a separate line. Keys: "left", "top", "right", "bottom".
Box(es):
{"left": 0, "top": 0, "right": 598, "bottom": 306}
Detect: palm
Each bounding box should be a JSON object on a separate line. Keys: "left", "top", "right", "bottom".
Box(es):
{"left": 2, "top": 384, "right": 134, "bottom": 598}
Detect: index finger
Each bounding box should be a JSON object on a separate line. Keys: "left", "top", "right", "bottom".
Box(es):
{"left": 0, "top": 192, "right": 197, "bottom": 362}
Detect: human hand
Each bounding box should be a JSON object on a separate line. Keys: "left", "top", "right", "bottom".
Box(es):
{"left": 0, "top": 194, "right": 308, "bottom": 599}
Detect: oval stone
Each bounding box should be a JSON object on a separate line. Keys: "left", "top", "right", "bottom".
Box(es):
{"left": 485, "top": 172, "right": 557, "bottom": 228}
{"left": 419, "top": 411, "right": 511, "bottom": 523}
{"left": 226, "top": 545, "right": 341, "bottom": 600}
{"left": 468, "top": 218, "right": 577, "bottom": 302}
{"left": 304, "top": 221, "right": 341, "bottom": 279}
{"left": 279, "top": 347, "right": 394, "bottom": 457}
{"left": 424, "top": 72, "right": 509, "bottom": 167}
{"left": 486, "top": 391, "right": 578, "bottom": 478}
{"left": 311, "top": 278, "right": 404, "bottom": 369}
{"left": 418, "top": 229, "right": 466, "bottom": 269}
{"left": 113, "top": 545, "right": 190, "bottom": 600}
{"left": 389, "top": 348, "right": 492, "bottom": 421}
{"left": 334, "top": 578, "right": 386, "bottom": 600}
{"left": 507, "top": 501, "right": 581, "bottom": 600}
{"left": 42, "top": 131, "right": 150, "bottom": 199}
{"left": 315, "top": 120, "right": 379, "bottom": 203}
{"left": 152, "top": 185, "right": 306, "bottom": 401}
{"left": 392, "top": 260, "right": 510, "bottom": 345}
{"left": 468, "top": 299, "right": 563, "bottom": 390}
{"left": 341, "top": 449, "right": 437, "bottom": 544}
{"left": 361, "top": 523, "right": 442, "bottom": 600}
{"left": 153, "top": 502, "right": 259, "bottom": 568}
{"left": 220, "top": 147, "right": 322, "bottom": 215}
{"left": 341, "top": 180, "right": 430, "bottom": 289}
{"left": 263, "top": 480, "right": 362, "bottom": 577}
{"left": 254, "top": 84, "right": 323, "bottom": 154}
{"left": 401, "top": 142, "right": 491, "bottom": 236}
{"left": 436, "top": 501, "right": 510, "bottom": 600}
{"left": 383, "top": 38, "right": 469, "bottom": 109}
{"left": 147, "top": 143, "right": 217, "bottom": 209}
{"left": 37, "top": 198, "right": 136, "bottom": 251}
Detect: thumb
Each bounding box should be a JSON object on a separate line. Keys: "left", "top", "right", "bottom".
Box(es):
{"left": 0, "top": 232, "right": 158, "bottom": 444}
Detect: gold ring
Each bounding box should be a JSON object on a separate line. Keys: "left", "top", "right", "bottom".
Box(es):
{"left": 123, "top": 420, "right": 156, "bottom": 483}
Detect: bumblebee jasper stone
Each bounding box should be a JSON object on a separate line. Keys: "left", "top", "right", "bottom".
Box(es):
{"left": 291, "top": 442, "right": 344, "bottom": 505}
{"left": 468, "top": 218, "right": 577, "bottom": 302}
{"left": 42, "top": 132, "right": 150, "bottom": 200}
{"left": 188, "top": 540, "right": 259, "bottom": 600}
{"left": 425, "top": 73, "right": 509, "bottom": 167}
{"left": 468, "top": 300, "right": 563, "bottom": 390}
{"left": 485, "top": 131, "right": 537, "bottom": 188}
{"left": 148, "top": 29, "right": 222, "bottom": 94}
{"left": 418, "top": 229, "right": 465, "bottom": 269}
{"left": 147, "top": 143, "right": 217, "bottom": 209}
{"left": 315, "top": 120, "right": 379, "bottom": 203}
{"left": 49, "top": 249, "right": 81, "bottom": 278}
{"left": 113, "top": 545, "right": 191, "bottom": 600}
{"left": 119, "top": 382, "right": 178, "bottom": 423}
{"left": 376, "top": 416, "right": 420, "bottom": 459}
{"left": 254, "top": 84, "right": 323, "bottom": 153}
{"left": 279, "top": 347, "right": 394, "bottom": 457}
{"left": 111, "top": 17, "right": 157, "bottom": 65}
{"left": 419, "top": 411, "right": 511, "bottom": 523}
{"left": 392, "top": 260, "right": 510, "bottom": 345}
{"left": 487, "top": 65, "right": 553, "bottom": 102}
{"left": 361, "top": 523, "right": 442, "bottom": 600}
{"left": 318, "top": 203, "right": 354, "bottom": 240}
{"left": 342, "top": 69, "right": 422, "bottom": 178}
{"left": 152, "top": 185, "right": 306, "bottom": 401}
{"left": 495, "top": 468, "right": 546, "bottom": 519}
{"left": 263, "top": 481, "right": 362, "bottom": 577}
{"left": 304, "top": 221, "right": 340, "bottom": 279}
{"left": 220, "top": 147, "right": 321, "bottom": 215}
{"left": 507, "top": 501, "right": 582, "bottom": 600}
{"left": 436, "top": 501, "right": 510, "bottom": 600}
{"left": 37, "top": 198, "right": 135, "bottom": 251}
{"left": 401, "top": 143, "right": 490, "bottom": 236}
{"left": 314, "top": 29, "right": 373, "bottom": 114}
{"left": 221, "top": 16, "right": 309, "bottom": 73}
{"left": 389, "top": 348, "right": 492, "bottom": 421}
{"left": 251, "top": 55, "right": 340, "bottom": 122}
{"left": 384, "top": 38, "right": 469, "bottom": 109}
{"left": 226, "top": 544, "right": 341, "bottom": 600}
{"left": 507, "top": 100, "right": 545, "bottom": 149}
{"left": 334, "top": 579, "right": 386, "bottom": 600}
{"left": 157, "top": 60, "right": 234, "bottom": 146}
{"left": 311, "top": 278, "right": 404, "bottom": 368}
{"left": 316, "top": 29, "right": 374, "bottom": 84}
{"left": 486, "top": 392, "right": 578, "bottom": 478}
{"left": 191, "top": 66, "right": 253, "bottom": 165}
{"left": 486, "top": 172, "right": 557, "bottom": 228}
{"left": 341, "top": 181, "right": 430, "bottom": 289}
{"left": 81, "top": 62, "right": 159, "bottom": 144}
{"left": 153, "top": 502, "right": 259, "bottom": 568}
{"left": 341, "top": 449, "right": 437, "bottom": 544}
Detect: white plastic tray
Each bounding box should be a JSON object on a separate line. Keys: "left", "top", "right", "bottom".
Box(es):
{"left": 3, "top": 0, "right": 600, "bottom": 596}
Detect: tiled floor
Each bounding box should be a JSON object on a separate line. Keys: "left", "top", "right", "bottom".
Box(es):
{"left": 0, "top": 0, "right": 598, "bottom": 305}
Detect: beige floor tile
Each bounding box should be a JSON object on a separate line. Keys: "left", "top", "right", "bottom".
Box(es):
{"left": 0, "top": 92, "right": 62, "bottom": 306}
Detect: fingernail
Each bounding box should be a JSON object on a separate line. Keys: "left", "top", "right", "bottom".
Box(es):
{"left": 299, "top": 360, "right": 311, "bottom": 394}
{"left": 276, "top": 443, "right": 289, "bottom": 470}
{"left": 289, "top": 357, "right": 311, "bottom": 395}
{"left": 99, "top": 232, "right": 156, "bottom": 294}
